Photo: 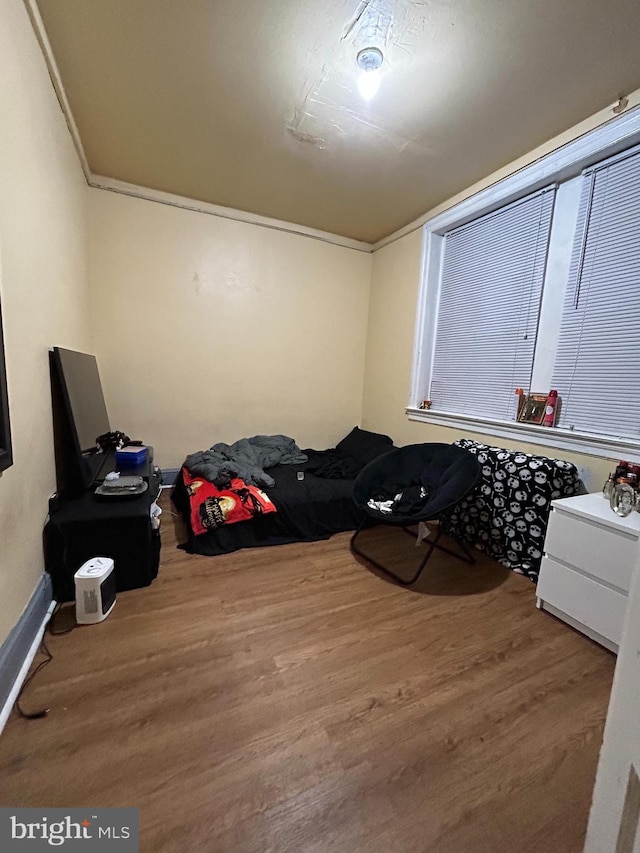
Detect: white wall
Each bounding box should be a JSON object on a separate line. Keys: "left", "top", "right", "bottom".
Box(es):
{"left": 0, "top": 0, "right": 90, "bottom": 645}
{"left": 88, "top": 190, "right": 372, "bottom": 468}
{"left": 585, "top": 540, "right": 640, "bottom": 851}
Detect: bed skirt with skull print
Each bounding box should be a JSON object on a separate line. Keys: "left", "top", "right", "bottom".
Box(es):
{"left": 442, "top": 438, "right": 580, "bottom": 582}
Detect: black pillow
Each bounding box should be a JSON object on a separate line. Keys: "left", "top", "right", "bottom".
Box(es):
{"left": 335, "top": 426, "right": 394, "bottom": 465}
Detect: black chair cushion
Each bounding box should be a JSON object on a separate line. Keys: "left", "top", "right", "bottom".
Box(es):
{"left": 353, "top": 443, "right": 480, "bottom": 524}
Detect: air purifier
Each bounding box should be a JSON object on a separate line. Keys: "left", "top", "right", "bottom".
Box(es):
{"left": 74, "top": 557, "right": 116, "bottom": 624}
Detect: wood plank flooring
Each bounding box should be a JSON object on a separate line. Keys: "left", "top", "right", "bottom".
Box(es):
{"left": 0, "top": 495, "right": 615, "bottom": 852}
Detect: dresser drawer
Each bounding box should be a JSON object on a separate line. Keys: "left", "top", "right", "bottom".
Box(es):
{"left": 544, "top": 508, "right": 637, "bottom": 592}
{"left": 537, "top": 557, "right": 628, "bottom": 645}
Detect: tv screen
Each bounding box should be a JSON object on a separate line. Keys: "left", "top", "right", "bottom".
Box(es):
{"left": 52, "top": 347, "right": 110, "bottom": 454}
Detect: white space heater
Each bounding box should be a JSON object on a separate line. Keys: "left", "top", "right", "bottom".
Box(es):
{"left": 74, "top": 557, "right": 116, "bottom": 624}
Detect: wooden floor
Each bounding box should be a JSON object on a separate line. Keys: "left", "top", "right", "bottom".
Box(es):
{"left": 0, "top": 495, "right": 615, "bottom": 852}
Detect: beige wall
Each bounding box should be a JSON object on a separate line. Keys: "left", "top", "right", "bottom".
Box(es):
{"left": 0, "top": 0, "right": 90, "bottom": 645}
{"left": 87, "top": 190, "right": 372, "bottom": 468}
{"left": 361, "top": 96, "right": 640, "bottom": 492}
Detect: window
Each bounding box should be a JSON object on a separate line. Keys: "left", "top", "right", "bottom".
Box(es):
{"left": 430, "top": 188, "right": 555, "bottom": 420}
{"left": 409, "top": 108, "right": 640, "bottom": 459}
{"left": 552, "top": 146, "right": 640, "bottom": 440}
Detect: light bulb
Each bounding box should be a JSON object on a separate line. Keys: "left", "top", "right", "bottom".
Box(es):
{"left": 357, "top": 69, "right": 381, "bottom": 100}
{"left": 356, "top": 47, "right": 383, "bottom": 101}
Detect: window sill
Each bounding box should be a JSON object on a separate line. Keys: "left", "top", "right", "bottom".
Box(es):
{"left": 406, "top": 407, "right": 640, "bottom": 463}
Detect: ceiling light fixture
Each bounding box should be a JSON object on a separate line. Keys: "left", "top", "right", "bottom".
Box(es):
{"left": 356, "top": 47, "right": 383, "bottom": 100}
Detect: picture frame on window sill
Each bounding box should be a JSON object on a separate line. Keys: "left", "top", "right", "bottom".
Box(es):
{"left": 517, "top": 393, "right": 548, "bottom": 425}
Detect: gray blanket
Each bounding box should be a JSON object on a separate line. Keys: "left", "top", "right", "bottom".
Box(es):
{"left": 185, "top": 434, "right": 308, "bottom": 488}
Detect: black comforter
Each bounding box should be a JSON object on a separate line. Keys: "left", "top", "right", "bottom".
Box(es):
{"left": 172, "top": 453, "right": 367, "bottom": 556}
{"left": 173, "top": 427, "right": 396, "bottom": 557}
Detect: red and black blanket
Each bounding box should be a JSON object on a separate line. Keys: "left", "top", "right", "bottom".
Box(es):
{"left": 182, "top": 467, "right": 276, "bottom": 536}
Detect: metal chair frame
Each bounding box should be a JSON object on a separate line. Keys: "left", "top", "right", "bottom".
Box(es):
{"left": 350, "top": 519, "right": 475, "bottom": 586}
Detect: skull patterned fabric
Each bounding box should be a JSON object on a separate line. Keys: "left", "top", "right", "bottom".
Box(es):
{"left": 442, "top": 439, "right": 580, "bottom": 582}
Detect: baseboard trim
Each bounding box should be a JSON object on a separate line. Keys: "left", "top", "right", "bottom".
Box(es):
{"left": 0, "top": 575, "right": 55, "bottom": 736}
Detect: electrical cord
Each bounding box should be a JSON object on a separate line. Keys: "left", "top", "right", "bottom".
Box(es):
{"left": 13, "top": 603, "right": 77, "bottom": 721}
{"left": 26, "top": 467, "right": 161, "bottom": 720}
{"left": 48, "top": 601, "right": 77, "bottom": 635}
{"left": 14, "top": 637, "right": 53, "bottom": 720}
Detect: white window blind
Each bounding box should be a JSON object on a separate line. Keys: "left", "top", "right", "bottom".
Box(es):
{"left": 430, "top": 187, "right": 556, "bottom": 419}
{"left": 552, "top": 145, "right": 640, "bottom": 440}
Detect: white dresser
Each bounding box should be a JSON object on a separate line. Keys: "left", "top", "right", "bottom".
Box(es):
{"left": 536, "top": 492, "right": 640, "bottom": 653}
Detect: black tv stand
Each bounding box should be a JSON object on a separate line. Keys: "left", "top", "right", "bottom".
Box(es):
{"left": 44, "top": 463, "right": 162, "bottom": 603}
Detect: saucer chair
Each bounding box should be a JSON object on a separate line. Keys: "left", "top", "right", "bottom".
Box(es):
{"left": 351, "top": 443, "right": 481, "bottom": 586}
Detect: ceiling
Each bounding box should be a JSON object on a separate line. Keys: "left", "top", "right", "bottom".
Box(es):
{"left": 34, "top": 0, "right": 640, "bottom": 244}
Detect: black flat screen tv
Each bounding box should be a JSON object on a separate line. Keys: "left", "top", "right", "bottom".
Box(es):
{"left": 50, "top": 347, "right": 111, "bottom": 495}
